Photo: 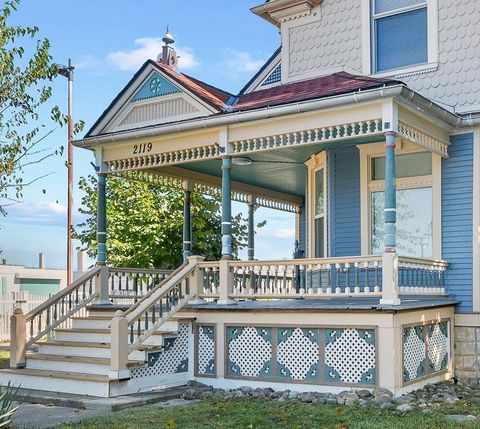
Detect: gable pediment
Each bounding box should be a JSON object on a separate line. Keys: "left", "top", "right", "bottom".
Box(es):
{"left": 86, "top": 62, "right": 219, "bottom": 138}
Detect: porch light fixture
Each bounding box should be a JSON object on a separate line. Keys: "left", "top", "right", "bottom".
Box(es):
{"left": 232, "top": 157, "right": 252, "bottom": 166}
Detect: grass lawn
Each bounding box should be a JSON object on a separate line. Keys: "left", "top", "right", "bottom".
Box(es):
{"left": 61, "top": 398, "right": 480, "bottom": 429}
{"left": 0, "top": 350, "right": 9, "bottom": 369}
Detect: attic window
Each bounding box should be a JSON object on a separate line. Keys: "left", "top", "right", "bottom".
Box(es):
{"left": 372, "top": 0, "right": 428, "bottom": 73}
{"left": 262, "top": 64, "right": 281, "bottom": 86}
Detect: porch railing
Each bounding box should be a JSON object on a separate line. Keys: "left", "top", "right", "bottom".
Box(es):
{"left": 398, "top": 256, "right": 448, "bottom": 295}
{"left": 198, "top": 255, "right": 449, "bottom": 300}
{"left": 108, "top": 267, "right": 172, "bottom": 305}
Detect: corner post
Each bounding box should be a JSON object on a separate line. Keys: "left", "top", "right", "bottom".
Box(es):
{"left": 187, "top": 255, "right": 206, "bottom": 304}
{"left": 109, "top": 310, "right": 129, "bottom": 380}
{"left": 10, "top": 308, "right": 26, "bottom": 368}
{"left": 183, "top": 180, "right": 193, "bottom": 261}
{"left": 218, "top": 259, "right": 235, "bottom": 304}
{"left": 221, "top": 155, "right": 233, "bottom": 260}
{"left": 95, "top": 265, "right": 110, "bottom": 305}
{"left": 380, "top": 131, "right": 400, "bottom": 305}
{"left": 247, "top": 195, "right": 255, "bottom": 261}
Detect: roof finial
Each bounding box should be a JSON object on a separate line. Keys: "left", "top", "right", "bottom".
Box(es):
{"left": 162, "top": 25, "right": 175, "bottom": 46}
{"left": 158, "top": 25, "right": 178, "bottom": 71}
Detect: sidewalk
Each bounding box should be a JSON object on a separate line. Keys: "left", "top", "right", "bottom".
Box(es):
{"left": 11, "top": 398, "right": 191, "bottom": 428}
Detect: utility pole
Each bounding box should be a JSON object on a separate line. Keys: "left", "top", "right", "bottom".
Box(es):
{"left": 55, "top": 59, "right": 75, "bottom": 284}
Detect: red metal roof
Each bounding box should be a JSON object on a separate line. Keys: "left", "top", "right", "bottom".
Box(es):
{"left": 233, "top": 72, "right": 402, "bottom": 111}
{"left": 155, "top": 62, "right": 232, "bottom": 110}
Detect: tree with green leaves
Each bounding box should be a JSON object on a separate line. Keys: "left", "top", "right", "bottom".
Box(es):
{"left": 74, "top": 175, "right": 265, "bottom": 269}
{"left": 0, "top": 0, "right": 82, "bottom": 215}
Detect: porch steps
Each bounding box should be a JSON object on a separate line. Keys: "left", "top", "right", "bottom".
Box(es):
{"left": 0, "top": 305, "right": 188, "bottom": 397}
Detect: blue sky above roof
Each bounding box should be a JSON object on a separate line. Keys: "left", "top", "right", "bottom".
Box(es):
{"left": 0, "top": 0, "right": 294, "bottom": 268}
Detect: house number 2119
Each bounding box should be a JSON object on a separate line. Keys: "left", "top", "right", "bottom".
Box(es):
{"left": 133, "top": 143, "right": 152, "bottom": 154}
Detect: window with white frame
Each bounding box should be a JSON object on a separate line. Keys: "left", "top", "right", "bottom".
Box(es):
{"left": 314, "top": 167, "right": 326, "bottom": 258}
{"left": 368, "top": 151, "right": 433, "bottom": 258}
{"left": 372, "top": 0, "right": 428, "bottom": 73}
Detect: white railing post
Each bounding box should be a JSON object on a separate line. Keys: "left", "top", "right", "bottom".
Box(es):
{"left": 380, "top": 253, "right": 400, "bottom": 305}
{"left": 10, "top": 308, "right": 26, "bottom": 368}
{"left": 188, "top": 255, "right": 205, "bottom": 304}
{"left": 218, "top": 259, "right": 235, "bottom": 304}
{"left": 109, "top": 310, "right": 129, "bottom": 380}
{"left": 95, "top": 265, "right": 111, "bottom": 305}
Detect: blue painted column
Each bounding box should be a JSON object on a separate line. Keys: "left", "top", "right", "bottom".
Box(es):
{"left": 384, "top": 131, "right": 397, "bottom": 253}
{"left": 221, "top": 156, "right": 233, "bottom": 259}
{"left": 183, "top": 183, "right": 192, "bottom": 261}
{"left": 97, "top": 172, "right": 107, "bottom": 265}
{"left": 247, "top": 196, "right": 255, "bottom": 261}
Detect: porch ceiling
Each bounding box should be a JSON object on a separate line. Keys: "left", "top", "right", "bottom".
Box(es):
{"left": 178, "top": 136, "right": 382, "bottom": 196}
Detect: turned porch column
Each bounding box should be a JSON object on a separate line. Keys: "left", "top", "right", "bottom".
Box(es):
{"left": 97, "top": 167, "right": 107, "bottom": 266}
{"left": 183, "top": 180, "right": 193, "bottom": 261}
{"left": 380, "top": 131, "right": 400, "bottom": 305}
{"left": 247, "top": 195, "right": 255, "bottom": 261}
{"left": 221, "top": 155, "right": 233, "bottom": 260}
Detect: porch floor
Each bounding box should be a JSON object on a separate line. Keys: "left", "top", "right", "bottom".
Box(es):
{"left": 184, "top": 296, "right": 459, "bottom": 312}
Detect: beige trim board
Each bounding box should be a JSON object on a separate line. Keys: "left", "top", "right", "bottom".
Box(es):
{"left": 454, "top": 313, "right": 480, "bottom": 327}
{"left": 473, "top": 127, "right": 480, "bottom": 311}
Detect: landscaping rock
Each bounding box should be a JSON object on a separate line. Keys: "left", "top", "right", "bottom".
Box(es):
{"left": 396, "top": 395, "right": 414, "bottom": 405}
{"left": 373, "top": 394, "right": 393, "bottom": 405}
{"left": 297, "top": 392, "right": 316, "bottom": 403}
{"left": 444, "top": 415, "right": 477, "bottom": 423}
{"left": 182, "top": 389, "right": 200, "bottom": 400}
{"left": 356, "top": 390, "right": 372, "bottom": 399}
{"left": 373, "top": 388, "right": 393, "bottom": 397}
{"left": 396, "top": 404, "right": 413, "bottom": 412}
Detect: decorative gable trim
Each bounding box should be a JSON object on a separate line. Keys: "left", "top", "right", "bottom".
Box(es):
{"left": 131, "top": 72, "right": 181, "bottom": 102}
{"left": 241, "top": 49, "right": 282, "bottom": 94}
{"left": 86, "top": 61, "right": 219, "bottom": 138}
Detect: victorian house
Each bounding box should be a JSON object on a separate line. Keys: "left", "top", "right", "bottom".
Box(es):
{"left": 2, "top": 0, "right": 480, "bottom": 397}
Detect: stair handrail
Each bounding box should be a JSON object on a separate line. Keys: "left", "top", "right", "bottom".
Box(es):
{"left": 24, "top": 266, "right": 101, "bottom": 346}
{"left": 10, "top": 265, "right": 103, "bottom": 367}
{"left": 124, "top": 260, "right": 195, "bottom": 351}
{"left": 25, "top": 266, "right": 100, "bottom": 321}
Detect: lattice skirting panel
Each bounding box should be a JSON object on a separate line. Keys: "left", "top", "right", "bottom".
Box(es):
{"left": 224, "top": 326, "right": 376, "bottom": 386}
{"left": 403, "top": 320, "right": 450, "bottom": 384}
{"left": 195, "top": 324, "right": 216, "bottom": 377}
{"left": 130, "top": 322, "right": 190, "bottom": 379}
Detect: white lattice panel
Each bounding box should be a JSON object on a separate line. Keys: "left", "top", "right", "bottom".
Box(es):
{"left": 228, "top": 327, "right": 272, "bottom": 377}
{"left": 325, "top": 329, "right": 376, "bottom": 384}
{"left": 197, "top": 325, "right": 215, "bottom": 375}
{"left": 277, "top": 328, "right": 319, "bottom": 380}
{"left": 403, "top": 326, "right": 426, "bottom": 382}
{"left": 130, "top": 323, "right": 190, "bottom": 379}
{"left": 428, "top": 322, "right": 449, "bottom": 372}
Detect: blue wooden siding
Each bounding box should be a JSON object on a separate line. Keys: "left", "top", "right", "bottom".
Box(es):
{"left": 442, "top": 133, "right": 473, "bottom": 313}
{"left": 329, "top": 147, "right": 361, "bottom": 257}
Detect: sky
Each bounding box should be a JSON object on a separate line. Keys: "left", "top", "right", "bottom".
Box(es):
{"left": 0, "top": 0, "right": 296, "bottom": 269}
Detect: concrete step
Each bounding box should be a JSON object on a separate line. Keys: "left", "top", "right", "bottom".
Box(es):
{"left": 26, "top": 353, "right": 145, "bottom": 376}
{"left": 0, "top": 368, "right": 112, "bottom": 397}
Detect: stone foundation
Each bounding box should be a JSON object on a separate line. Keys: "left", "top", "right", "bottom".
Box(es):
{"left": 454, "top": 326, "right": 480, "bottom": 382}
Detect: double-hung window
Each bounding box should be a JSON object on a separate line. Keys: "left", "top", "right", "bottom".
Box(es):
{"left": 372, "top": 0, "right": 428, "bottom": 73}
{"left": 369, "top": 151, "right": 433, "bottom": 258}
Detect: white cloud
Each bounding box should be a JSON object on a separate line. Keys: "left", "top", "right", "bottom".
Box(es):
{"left": 221, "top": 48, "right": 265, "bottom": 74}
{"left": 263, "top": 228, "right": 296, "bottom": 239}
{"left": 77, "top": 37, "right": 200, "bottom": 73}
{"left": 7, "top": 201, "right": 67, "bottom": 226}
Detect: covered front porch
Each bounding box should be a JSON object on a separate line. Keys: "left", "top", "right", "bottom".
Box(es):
{"left": 92, "top": 93, "right": 452, "bottom": 307}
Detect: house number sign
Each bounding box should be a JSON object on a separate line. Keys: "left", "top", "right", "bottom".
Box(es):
{"left": 132, "top": 143, "right": 152, "bottom": 155}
